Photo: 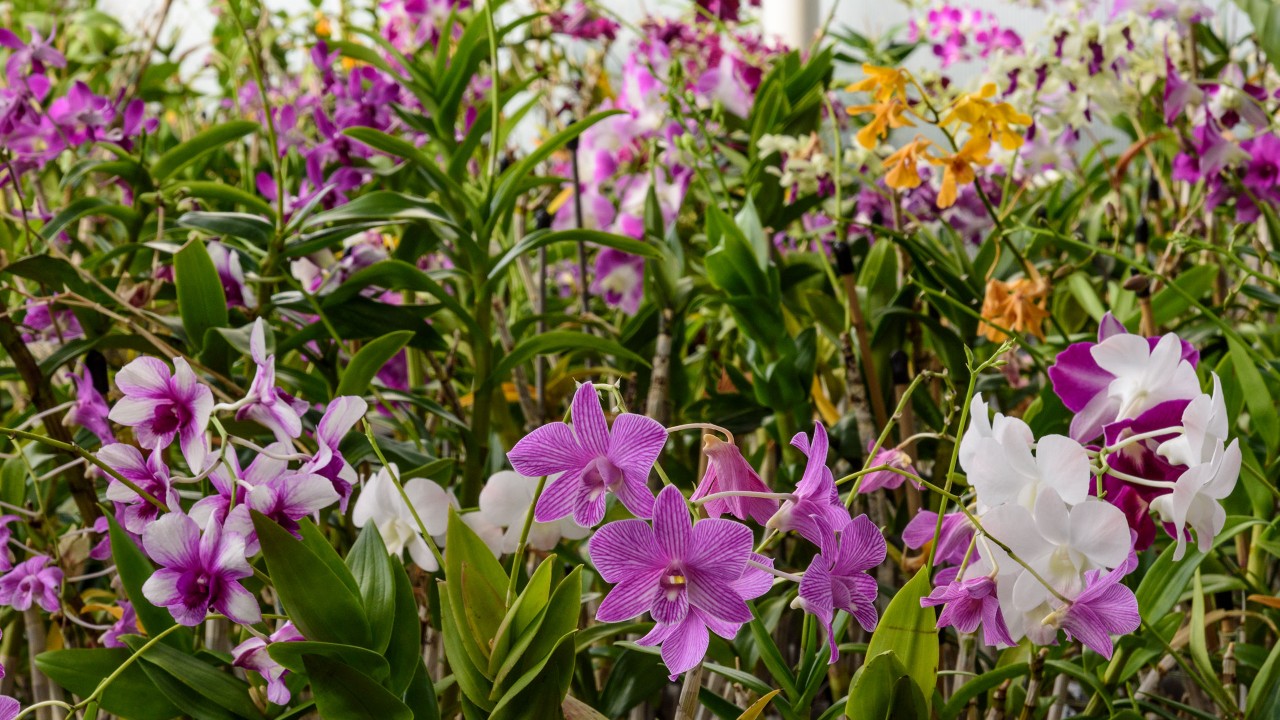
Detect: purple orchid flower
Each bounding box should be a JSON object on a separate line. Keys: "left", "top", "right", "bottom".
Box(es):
{"left": 0, "top": 27, "right": 66, "bottom": 85}
{"left": 247, "top": 459, "right": 340, "bottom": 538}
{"left": 20, "top": 298, "right": 83, "bottom": 344}
{"left": 89, "top": 516, "right": 112, "bottom": 561}
{"left": 236, "top": 319, "right": 306, "bottom": 443}
{"left": 100, "top": 601, "right": 139, "bottom": 648}
{"left": 189, "top": 453, "right": 258, "bottom": 555}
{"left": 107, "top": 356, "right": 214, "bottom": 471}
{"left": 233, "top": 622, "right": 305, "bottom": 705}
{"left": 299, "top": 396, "right": 368, "bottom": 510}
{"left": 922, "top": 573, "right": 1015, "bottom": 647}
{"left": 0, "top": 556, "right": 62, "bottom": 613}
{"left": 690, "top": 434, "right": 777, "bottom": 524}
{"left": 766, "top": 423, "right": 851, "bottom": 545}
{"left": 589, "top": 485, "right": 754, "bottom": 660}
{"left": 858, "top": 443, "right": 921, "bottom": 493}
{"left": 0, "top": 516, "right": 20, "bottom": 572}
{"left": 591, "top": 249, "right": 645, "bottom": 315}
{"left": 1163, "top": 52, "right": 1202, "bottom": 125}
{"left": 509, "top": 382, "right": 667, "bottom": 527}
{"left": 797, "top": 514, "right": 885, "bottom": 661}
{"left": 97, "top": 443, "right": 180, "bottom": 536}
{"left": 1055, "top": 553, "right": 1140, "bottom": 659}
{"left": 636, "top": 553, "right": 773, "bottom": 679}
{"left": 207, "top": 242, "right": 257, "bottom": 309}
{"left": 0, "top": 696, "right": 17, "bottom": 720}
{"left": 1047, "top": 313, "right": 1199, "bottom": 443}
{"left": 141, "top": 512, "right": 261, "bottom": 626}
{"left": 63, "top": 365, "right": 115, "bottom": 445}
{"left": 902, "top": 510, "right": 974, "bottom": 566}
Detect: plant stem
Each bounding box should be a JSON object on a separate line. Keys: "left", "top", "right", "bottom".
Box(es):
{"left": 505, "top": 474, "right": 547, "bottom": 606}
{"left": 0, "top": 428, "right": 164, "bottom": 511}
{"left": 363, "top": 422, "right": 446, "bottom": 570}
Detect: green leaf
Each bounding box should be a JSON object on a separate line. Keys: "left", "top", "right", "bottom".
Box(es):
{"left": 488, "top": 556, "right": 555, "bottom": 676}
{"left": 443, "top": 509, "right": 510, "bottom": 671}
{"left": 438, "top": 584, "right": 496, "bottom": 712}
{"left": 386, "top": 554, "right": 423, "bottom": 694}
{"left": 303, "top": 654, "right": 413, "bottom": 720}
{"left": 489, "top": 633, "right": 577, "bottom": 720}
{"left": 40, "top": 197, "right": 138, "bottom": 240}
{"left": 1246, "top": 634, "right": 1280, "bottom": 719}
{"left": 493, "top": 566, "right": 583, "bottom": 695}
{"left": 36, "top": 648, "right": 181, "bottom": 720}
{"left": 152, "top": 120, "right": 258, "bottom": 182}
{"left": 120, "top": 635, "right": 262, "bottom": 719}
{"left": 267, "top": 641, "right": 390, "bottom": 681}
{"left": 1135, "top": 516, "right": 1263, "bottom": 625}
{"left": 1232, "top": 0, "right": 1280, "bottom": 70}
{"left": 252, "top": 511, "right": 372, "bottom": 648}
{"left": 106, "top": 515, "right": 186, "bottom": 649}
{"left": 845, "top": 650, "right": 928, "bottom": 720}
{"left": 1226, "top": 336, "right": 1280, "bottom": 457}
{"left": 862, "top": 568, "right": 938, "bottom": 712}
{"left": 404, "top": 659, "right": 442, "bottom": 720}
{"left": 938, "top": 663, "right": 1030, "bottom": 720}
{"left": 170, "top": 181, "right": 276, "bottom": 218}
{"left": 597, "top": 648, "right": 670, "bottom": 718}
{"left": 737, "top": 689, "right": 782, "bottom": 720}
{"left": 487, "top": 229, "right": 661, "bottom": 285}
{"left": 337, "top": 330, "right": 415, "bottom": 396}
{"left": 177, "top": 211, "right": 274, "bottom": 246}
{"left": 173, "top": 239, "right": 229, "bottom": 354}
{"left": 304, "top": 190, "right": 453, "bottom": 229}
{"left": 324, "top": 260, "right": 476, "bottom": 335}
{"left": 481, "top": 332, "right": 648, "bottom": 394}
{"left": 298, "top": 518, "right": 363, "bottom": 598}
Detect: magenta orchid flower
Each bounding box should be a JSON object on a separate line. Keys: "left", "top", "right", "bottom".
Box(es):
{"left": 300, "top": 396, "right": 368, "bottom": 509}
{"left": 509, "top": 382, "right": 667, "bottom": 527}
{"left": 100, "top": 601, "right": 139, "bottom": 649}
{"left": 902, "top": 510, "right": 974, "bottom": 566}
{"left": 591, "top": 249, "right": 645, "bottom": 315}
{"left": 237, "top": 319, "right": 307, "bottom": 443}
{"left": 0, "top": 27, "right": 66, "bottom": 84}
{"left": 690, "top": 434, "right": 777, "bottom": 524}
{"left": 189, "top": 452, "right": 257, "bottom": 555}
{"left": 207, "top": 242, "right": 257, "bottom": 309}
{"left": 0, "top": 516, "right": 20, "bottom": 572}
{"left": 1055, "top": 553, "right": 1140, "bottom": 659}
{"left": 247, "top": 452, "right": 341, "bottom": 538}
{"left": 797, "top": 514, "right": 885, "bottom": 661}
{"left": 141, "top": 512, "right": 261, "bottom": 626}
{"left": 922, "top": 573, "right": 1015, "bottom": 647}
{"left": 64, "top": 365, "right": 115, "bottom": 445}
{"left": 1048, "top": 314, "right": 1199, "bottom": 442}
{"left": 589, "top": 484, "right": 754, "bottom": 673}
{"left": 0, "top": 696, "right": 17, "bottom": 720}
{"left": 0, "top": 556, "right": 62, "bottom": 613}
{"left": 233, "top": 622, "right": 305, "bottom": 705}
{"left": 766, "top": 423, "right": 851, "bottom": 545}
{"left": 107, "top": 356, "right": 214, "bottom": 470}
{"left": 859, "top": 443, "right": 921, "bottom": 493}
{"left": 97, "top": 443, "right": 180, "bottom": 536}
{"left": 636, "top": 553, "right": 774, "bottom": 679}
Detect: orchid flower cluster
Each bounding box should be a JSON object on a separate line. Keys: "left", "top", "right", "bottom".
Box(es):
{"left": 506, "top": 382, "right": 887, "bottom": 678}
{"left": 919, "top": 314, "right": 1240, "bottom": 658}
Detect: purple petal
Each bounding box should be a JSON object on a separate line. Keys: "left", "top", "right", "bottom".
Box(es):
{"left": 651, "top": 586, "right": 689, "bottom": 624}
{"left": 509, "top": 423, "right": 588, "bottom": 478}
{"left": 588, "top": 519, "right": 663, "bottom": 582}
{"left": 606, "top": 414, "right": 667, "bottom": 476}
{"left": 652, "top": 485, "right": 691, "bottom": 561}
{"left": 570, "top": 383, "right": 611, "bottom": 455}
{"left": 596, "top": 576, "right": 662, "bottom": 622}
{"left": 687, "top": 570, "right": 751, "bottom": 624}
{"left": 142, "top": 512, "right": 200, "bottom": 568}
{"left": 533, "top": 469, "right": 583, "bottom": 522}
{"left": 658, "top": 614, "right": 710, "bottom": 679}
{"left": 688, "top": 518, "right": 752, "bottom": 583}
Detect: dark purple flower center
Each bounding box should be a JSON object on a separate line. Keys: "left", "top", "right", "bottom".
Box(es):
{"left": 581, "top": 456, "right": 623, "bottom": 500}
{"left": 177, "top": 568, "right": 220, "bottom": 613}
{"left": 660, "top": 566, "right": 687, "bottom": 602}
{"left": 152, "top": 399, "right": 190, "bottom": 435}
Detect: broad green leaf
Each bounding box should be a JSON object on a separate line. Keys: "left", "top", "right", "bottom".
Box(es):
{"left": 488, "top": 556, "right": 555, "bottom": 676}
{"left": 1246, "top": 634, "right": 1280, "bottom": 719}
{"left": 105, "top": 515, "right": 187, "bottom": 649}
{"left": 173, "top": 240, "right": 229, "bottom": 354}
{"left": 120, "top": 635, "right": 262, "bottom": 719}
{"left": 35, "top": 648, "right": 181, "bottom": 720}
{"left": 747, "top": 605, "right": 799, "bottom": 700}
{"left": 444, "top": 509, "right": 510, "bottom": 668}
{"left": 597, "top": 648, "right": 670, "bottom": 718}
{"left": 862, "top": 568, "right": 938, "bottom": 712}
{"left": 386, "top": 555, "right": 423, "bottom": 694}
{"left": 489, "top": 633, "right": 576, "bottom": 720}
{"left": 324, "top": 260, "right": 477, "bottom": 335}
{"left": 481, "top": 331, "right": 648, "bottom": 394}
{"left": 1232, "top": 0, "right": 1280, "bottom": 70}
{"left": 337, "top": 330, "right": 415, "bottom": 396}
{"left": 268, "top": 641, "right": 390, "bottom": 681}
{"left": 152, "top": 120, "right": 258, "bottom": 181}
{"left": 845, "top": 650, "right": 927, "bottom": 720}
{"left": 404, "top": 659, "right": 442, "bottom": 720}
{"left": 1226, "top": 336, "right": 1279, "bottom": 456}
{"left": 304, "top": 190, "right": 453, "bottom": 229}
{"left": 298, "top": 518, "right": 363, "bottom": 598}
{"left": 170, "top": 181, "right": 276, "bottom": 218}
{"left": 1135, "top": 516, "right": 1263, "bottom": 624}
{"left": 438, "top": 584, "right": 497, "bottom": 712}
{"left": 177, "top": 211, "right": 274, "bottom": 246}
{"left": 303, "top": 654, "right": 412, "bottom": 720}
{"left": 252, "top": 511, "right": 372, "bottom": 648}
{"left": 493, "top": 567, "right": 582, "bottom": 694}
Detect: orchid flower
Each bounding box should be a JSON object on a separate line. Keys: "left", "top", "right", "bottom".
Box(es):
{"left": 99, "top": 601, "right": 139, "bottom": 649}
{"left": 589, "top": 485, "right": 754, "bottom": 676}
{"left": 300, "top": 396, "right": 368, "bottom": 509}
{"left": 903, "top": 510, "right": 975, "bottom": 567}
{"left": 63, "top": 364, "right": 114, "bottom": 445}
{"left": 141, "top": 512, "right": 261, "bottom": 626}
{"left": 233, "top": 622, "right": 305, "bottom": 705}
{"left": 858, "top": 443, "right": 921, "bottom": 493}
{"left": 0, "top": 556, "right": 62, "bottom": 613}
{"left": 921, "top": 568, "right": 1016, "bottom": 647}
{"left": 796, "top": 514, "right": 886, "bottom": 661}
{"left": 351, "top": 464, "right": 450, "bottom": 571}
{"left": 690, "top": 435, "right": 778, "bottom": 524}
{"left": 766, "top": 423, "right": 851, "bottom": 545}
{"left": 1156, "top": 374, "right": 1228, "bottom": 468}
{"left": 107, "top": 356, "right": 214, "bottom": 470}
{"left": 471, "top": 470, "right": 589, "bottom": 555}
{"left": 1053, "top": 555, "right": 1140, "bottom": 659}
{"left": 1150, "top": 441, "right": 1240, "bottom": 560}
{"left": 508, "top": 382, "right": 667, "bottom": 527}
{"left": 236, "top": 319, "right": 306, "bottom": 443}
{"left": 97, "top": 443, "right": 180, "bottom": 535}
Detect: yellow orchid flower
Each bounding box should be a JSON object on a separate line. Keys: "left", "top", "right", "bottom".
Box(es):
{"left": 883, "top": 137, "right": 933, "bottom": 190}
{"left": 846, "top": 64, "right": 912, "bottom": 104}
{"left": 940, "top": 83, "right": 1033, "bottom": 150}
{"left": 928, "top": 135, "right": 992, "bottom": 208}
{"left": 847, "top": 98, "right": 914, "bottom": 150}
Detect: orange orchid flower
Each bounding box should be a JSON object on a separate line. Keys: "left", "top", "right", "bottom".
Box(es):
{"left": 979, "top": 270, "right": 1051, "bottom": 341}
{"left": 928, "top": 136, "right": 992, "bottom": 208}
{"left": 845, "top": 63, "right": 911, "bottom": 104}
{"left": 883, "top": 137, "right": 932, "bottom": 190}
{"left": 847, "top": 98, "right": 914, "bottom": 150}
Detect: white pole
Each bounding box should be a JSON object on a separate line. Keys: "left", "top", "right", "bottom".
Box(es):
{"left": 759, "top": 0, "right": 820, "bottom": 50}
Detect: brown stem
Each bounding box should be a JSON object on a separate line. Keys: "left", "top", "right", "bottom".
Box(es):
{"left": 644, "top": 308, "right": 673, "bottom": 425}
{"left": 0, "top": 298, "right": 100, "bottom": 522}
{"left": 676, "top": 662, "right": 703, "bottom": 720}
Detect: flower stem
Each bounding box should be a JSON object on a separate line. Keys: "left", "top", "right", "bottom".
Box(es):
{"left": 505, "top": 474, "right": 548, "bottom": 606}
{"left": 665, "top": 423, "right": 734, "bottom": 445}
{"left": 0, "top": 427, "right": 166, "bottom": 511}
{"left": 747, "top": 559, "right": 804, "bottom": 584}
{"left": 79, "top": 623, "right": 186, "bottom": 707}
{"left": 691, "top": 490, "right": 794, "bottom": 505}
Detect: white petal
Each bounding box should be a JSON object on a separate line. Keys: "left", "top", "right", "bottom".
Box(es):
{"left": 1035, "top": 435, "right": 1091, "bottom": 505}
